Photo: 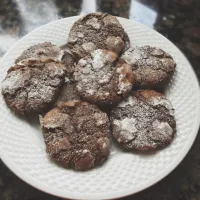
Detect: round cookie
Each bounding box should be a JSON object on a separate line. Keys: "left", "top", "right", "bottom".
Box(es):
{"left": 67, "top": 12, "right": 130, "bottom": 59}
{"left": 2, "top": 59, "right": 66, "bottom": 115}
{"left": 74, "top": 49, "right": 135, "bottom": 105}
{"left": 42, "top": 101, "right": 110, "bottom": 171}
{"left": 15, "top": 42, "right": 64, "bottom": 64}
{"left": 121, "top": 46, "right": 176, "bottom": 88}
{"left": 110, "top": 90, "right": 176, "bottom": 151}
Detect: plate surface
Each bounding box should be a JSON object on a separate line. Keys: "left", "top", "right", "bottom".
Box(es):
{"left": 0, "top": 16, "right": 200, "bottom": 200}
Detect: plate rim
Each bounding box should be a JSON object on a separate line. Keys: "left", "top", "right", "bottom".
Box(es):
{"left": 0, "top": 15, "right": 200, "bottom": 200}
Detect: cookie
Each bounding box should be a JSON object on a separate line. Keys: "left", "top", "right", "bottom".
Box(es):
{"left": 2, "top": 59, "right": 66, "bottom": 115}
{"left": 67, "top": 12, "right": 130, "bottom": 59}
{"left": 74, "top": 49, "right": 134, "bottom": 105}
{"left": 15, "top": 42, "right": 64, "bottom": 64}
{"left": 110, "top": 90, "right": 176, "bottom": 151}
{"left": 121, "top": 46, "right": 176, "bottom": 88}
{"left": 42, "top": 101, "right": 110, "bottom": 170}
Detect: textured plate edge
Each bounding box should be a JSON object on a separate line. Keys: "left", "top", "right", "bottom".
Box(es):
{"left": 0, "top": 16, "right": 200, "bottom": 200}
{"left": 0, "top": 16, "right": 78, "bottom": 65}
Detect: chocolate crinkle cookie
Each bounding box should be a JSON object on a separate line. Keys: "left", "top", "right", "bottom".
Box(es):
{"left": 74, "top": 49, "right": 135, "bottom": 105}
{"left": 2, "top": 59, "right": 66, "bottom": 115}
{"left": 121, "top": 46, "right": 176, "bottom": 88}
{"left": 42, "top": 101, "right": 110, "bottom": 171}
{"left": 110, "top": 90, "right": 176, "bottom": 151}
{"left": 67, "top": 12, "right": 130, "bottom": 59}
{"left": 15, "top": 42, "right": 64, "bottom": 64}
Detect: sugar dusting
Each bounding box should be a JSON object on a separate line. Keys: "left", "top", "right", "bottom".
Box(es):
{"left": 75, "top": 49, "right": 133, "bottom": 103}
{"left": 152, "top": 120, "right": 173, "bottom": 139}
{"left": 55, "top": 50, "right": 65, "bottom": 61}
{"left": 2, "top": 70, "right": 24, "bottom": 92}
{"left": 91, "top": 50, "right": 105, "bottom": 70}
{"left": 42, "top": 101, "right": 110, "bottom": 170}
{"left": 151, "top": 97, "right": 174, "bottom": 115}
{"left": 82, "top": 42, "right": 96, "bottom": 53}
{"left": 111, "top": 91, "right": 176, "bottom": 150}
{"left": 121, "top": 47, "right": 142, "bottom": 66}
{"left": 15, "top": 42, "right": 64, "bottom": 63}
{"left": 121, "top": 46, "right": 176, "bottom": 87}
{"left": 91, "top": 49, "right": 115, "bottom": 70}
{"left": 2, "top": 61, "right": 65, "bottom": 114}
{"left": 116, "top": 66, "right": 132, "bottom": 95}
{"left": 114, "top": 117, "right": 137, "bottom": 141}
{"left": 86, "top": 17, "right": 101, "bottom": 30}
{"left": 117, "top": 96, "right": 135, "bottom": 108}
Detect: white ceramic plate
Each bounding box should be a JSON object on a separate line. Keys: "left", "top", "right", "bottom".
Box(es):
{"left": 0, "top": 16, "right": 200, "bottom": 200}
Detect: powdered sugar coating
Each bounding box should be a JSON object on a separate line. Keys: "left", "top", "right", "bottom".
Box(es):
{"left": 110, "top": 90, "right": 176, "bottom": 151}
{"left": 67, "top": 12, "right": 130, "bottom": 59}
{"left": 150, "top": 97, "right": 174, "bottom": 116}
{"left": 121, "top": 46, "right": 176, "bottom": 88}
{"left": 113, "top": 118, "right": 137, "bottom": 142}
{"left": 116, "top": 64, "right": 133, "bottom": 95}
{"left": 2, "top": 70, "right": 26, "bottom": 93}
{"left": 117, "top": 95, "right": 136, "bottom": 108}
{"left": 91, "top": 49, "right": 114, "bottom": 70}
{"left": 15, "top": 42, "right": 64, "bottom": 64}
{"left": 151, "top": 120, "right": 173, "bottom": 141}
{"left": 2, "top": 59, "right": 65, "bottom": 115}
{"left": 74, "top": 49, "right": 134, "bottom": 105}
{"left": 42, "top": 101, "right": 110, "bottom": 171}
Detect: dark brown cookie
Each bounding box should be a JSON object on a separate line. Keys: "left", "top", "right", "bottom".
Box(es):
{"left": 67, "top": 12, "right": 130, "bottom": 59}
{"left": 121, "top": 46, "right": 176, "bottom": 88}
{"left": 110, "top": 90, "right": 176, "bottom": 151}
{"left": 15, "top": 42, "right": 64, "bottom": 64}
{"left": 2, "top": 59, "right": 66, "bottom": 115}
{"left": 42, "top": 101, "right": 110, "bottom": 171}
{"left": 74, "top": 49, "right": 135, "bottom": 105}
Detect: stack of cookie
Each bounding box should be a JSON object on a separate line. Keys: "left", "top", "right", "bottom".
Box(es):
{"left": 1, "top": 13, "right": 176, "bottom": 171}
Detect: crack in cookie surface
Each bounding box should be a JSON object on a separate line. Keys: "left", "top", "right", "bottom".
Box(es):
{"left": 110, "top": 90, "right": 176, "bottom": 151}
{"left": 121, "top": 46, "right": 176, "bottom": 88}
{"left": 2, "top": 59, "right": 66, "bottom": 115}
{"left": 15, "top": 42, "right": 64, "bottom": 64}
{"left": 74, "top": 49, "right": 134, "bottom": 105}
{"left": 42, "top": 101, "right": 110, "bottom": 170}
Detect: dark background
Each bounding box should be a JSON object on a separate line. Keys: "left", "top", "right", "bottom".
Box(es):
{"left": 0, "top": 0, "right": 200, "bottom": 199}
